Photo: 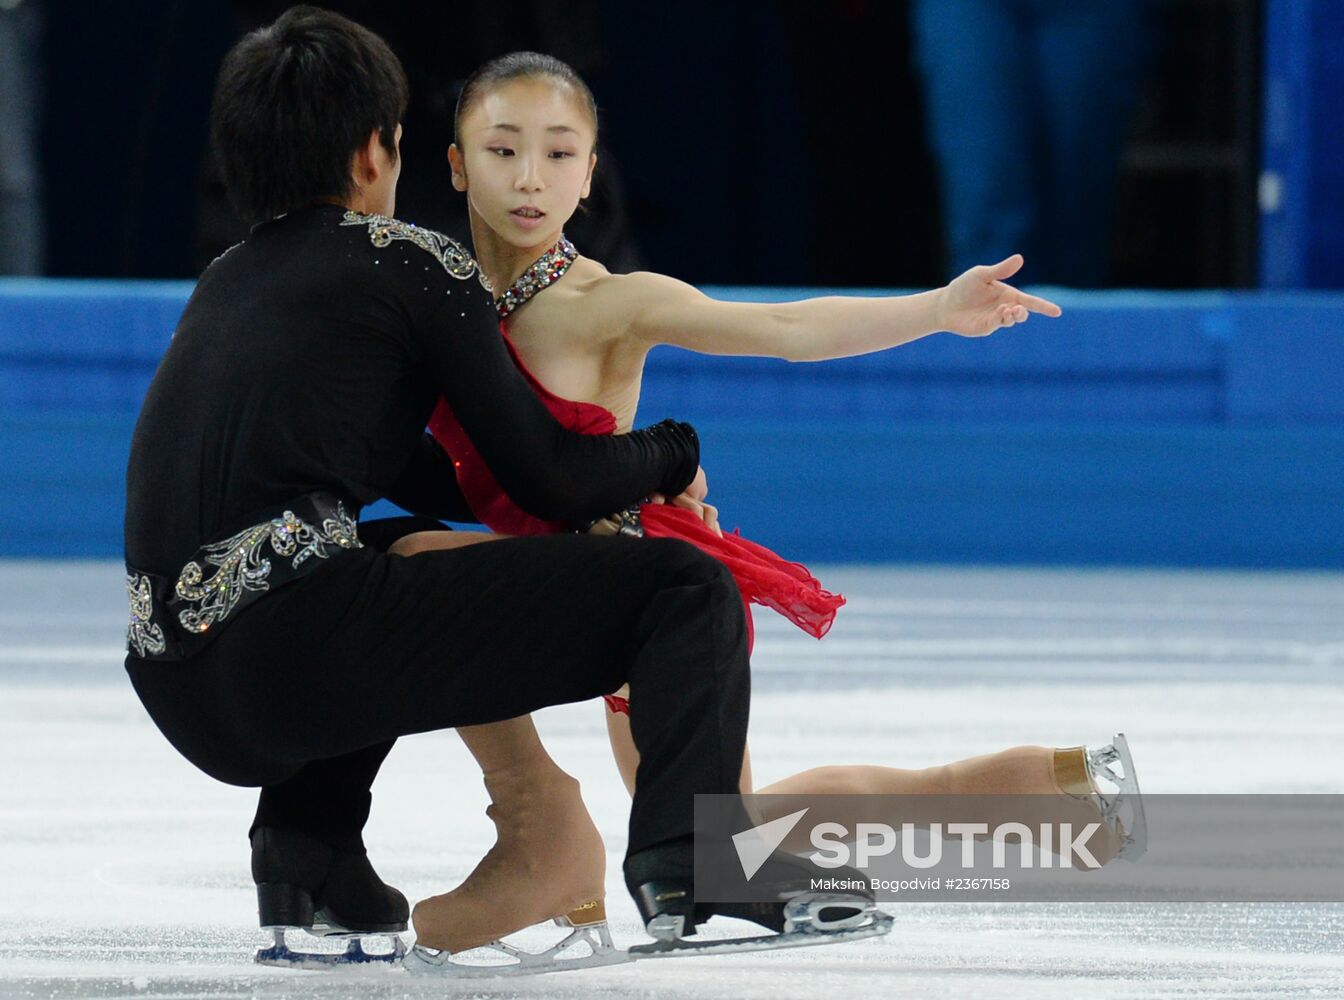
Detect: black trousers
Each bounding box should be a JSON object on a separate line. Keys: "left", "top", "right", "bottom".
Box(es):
{"left": 126, "top": 528, "right": 750, "bottom": 857}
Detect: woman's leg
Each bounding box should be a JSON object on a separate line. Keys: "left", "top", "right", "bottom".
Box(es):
{"left": 388, "top": 527, "right": 614, "bottom": 949}
{"left": 393, "top": 529, "right": 732, "bottom": 948}
{"left": 604, "top": 695, "right": 640, "bottom": 796}
{"left": 391, "top": 526, "right": 1116, "bottom": 869}
{"left": 388, "top": 528, "right": 504, "bottom": 556}
{"left": 411, "top": 716, "right": 607, "bottom": 953}
{"left": 755, "top": 746, "right": 1062, "bottom": 797}
{"left": 602, "top": 711, "right": 1115, "bottom": 862}
{"left": 752, "top": 746, "right": 1124, "bottom": 864}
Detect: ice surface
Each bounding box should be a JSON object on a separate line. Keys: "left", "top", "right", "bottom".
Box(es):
{"left": 2, "top": 561, "right": 1342, "bottom": 998}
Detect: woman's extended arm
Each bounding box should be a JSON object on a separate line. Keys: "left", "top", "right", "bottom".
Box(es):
{"left": 415, "top": 262, "right": 699, "bottom": 523}
{"left": 622, "top": 254, "right": 1061, "bottom": 361}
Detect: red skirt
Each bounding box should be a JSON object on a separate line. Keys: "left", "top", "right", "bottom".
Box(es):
{"left": 602, "top": 502, "right": 844, "bottom": 715}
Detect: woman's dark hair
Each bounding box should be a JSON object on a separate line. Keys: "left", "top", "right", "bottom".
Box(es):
{"left": 210, "top": 5, "right": 408, "bottom": 223}
{"left": 454, "top": 51, "right": 598, "bottom": 150}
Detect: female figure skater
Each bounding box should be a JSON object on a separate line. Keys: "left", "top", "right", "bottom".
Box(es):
{"left": 399, "top": 53, "right": 1142, "bottom": 963}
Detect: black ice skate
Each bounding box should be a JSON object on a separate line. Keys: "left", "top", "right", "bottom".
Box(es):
{"left": 251, "top": 826, "right": 409, "bottom": 968}
{"left": 624, "top": 841, "right": 892, "bottom": 961}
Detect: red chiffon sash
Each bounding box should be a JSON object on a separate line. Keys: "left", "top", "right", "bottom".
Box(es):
{"left": 639, "top": 503, "right": 843, "bottom": 640}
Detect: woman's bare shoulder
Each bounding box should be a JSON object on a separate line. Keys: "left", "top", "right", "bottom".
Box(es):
{"left": 520, "top": 257, "right": 628, "bottom": 345}
{"left": 573, "top": 266, "right": 693, "bottom": 321}
{"left": 555, "top": 260, "right": 647, "bottom": 330}
{"left": 566, "top": 255, "right": 611, "bottom": 283}
{"left": 557, "top": 263, "right": 704, "bottom": 355}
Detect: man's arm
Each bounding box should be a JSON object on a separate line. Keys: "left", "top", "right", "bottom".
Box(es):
{"left": 415, "top": 270, "right": 699, "bottom": 524}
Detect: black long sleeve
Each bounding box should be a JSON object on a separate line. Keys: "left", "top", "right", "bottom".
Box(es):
{"left": 125, "top": 206, "right": 697, "bottom": 575}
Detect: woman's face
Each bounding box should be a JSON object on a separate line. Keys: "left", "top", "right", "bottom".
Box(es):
{"left": 450, "top": 77, "right": 596, "bottom": 249}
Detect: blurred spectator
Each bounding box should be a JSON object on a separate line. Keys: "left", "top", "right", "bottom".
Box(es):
{"left": 0, "top": 0, "right": 44, "bottom": 275}
{"left": 911, "top": 0, "right": 1155, "bottom": 286}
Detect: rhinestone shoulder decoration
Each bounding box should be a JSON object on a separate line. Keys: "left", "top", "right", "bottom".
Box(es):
{"left": 341, "top": 211, "right": 492, "bottom": 292}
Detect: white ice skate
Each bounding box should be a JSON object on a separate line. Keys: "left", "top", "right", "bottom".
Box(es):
{"left": 402, "top": 902, "right": 630, "bottom": 978}
{"left": 628, "top": 893, "right": 894, "bottom": 961}
{"left": 1081, "top": 732, "right": 1147, "bottom": 862}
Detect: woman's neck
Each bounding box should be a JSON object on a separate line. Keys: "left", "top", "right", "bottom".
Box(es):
{"left": 468, "top": 204, "right": 566, "bottom": 298}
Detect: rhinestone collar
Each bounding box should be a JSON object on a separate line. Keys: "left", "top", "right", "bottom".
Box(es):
{"left": 495, "top": 235, "right": 578, "bottom": 319}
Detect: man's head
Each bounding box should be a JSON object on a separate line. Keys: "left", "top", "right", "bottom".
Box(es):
{"left": 210, "top": 5, "right": 408, "bottom": 223}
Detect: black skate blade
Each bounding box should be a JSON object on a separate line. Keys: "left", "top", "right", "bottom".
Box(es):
{"left": 255, "top": 928, "right": 406, "bottom": 969}
{"left": 628, "top": 909, "right": 893, "bottom": 961}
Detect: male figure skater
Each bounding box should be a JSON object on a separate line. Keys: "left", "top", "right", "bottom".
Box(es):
{"left": 122, "top": 4, "right": 874, "bottom": 969}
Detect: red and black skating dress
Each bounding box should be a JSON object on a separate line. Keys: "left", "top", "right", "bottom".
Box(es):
{"left": 428, "top": 236, "right": 844, "bottom": 713}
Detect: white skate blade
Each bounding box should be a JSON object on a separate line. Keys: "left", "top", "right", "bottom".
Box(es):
{"left": 403, "top": 918, "right": 631, "bottom": 978}
{"left": 629, "top": 897, "right": 894, "bottom": 961}
{"left": 254, "top": 927, "right": 407, "bottom": 969}
{"left": 1089, "top": 732, "right": 1148, "bottom": 862}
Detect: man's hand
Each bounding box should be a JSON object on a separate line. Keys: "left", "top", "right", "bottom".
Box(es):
{"left": 936, "top": 254, "right": 1062, "bottom": 337}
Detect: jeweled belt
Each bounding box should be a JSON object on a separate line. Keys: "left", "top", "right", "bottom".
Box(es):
{"left": 125, "top": 492, "right": 362, "bottom": 661}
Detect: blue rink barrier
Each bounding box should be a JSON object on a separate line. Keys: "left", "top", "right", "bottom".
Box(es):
{"left": 2, "top": 279, "right": 1342, "bottom": 566}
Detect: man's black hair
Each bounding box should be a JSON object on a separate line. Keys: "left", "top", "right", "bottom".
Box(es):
{"left": 210, "top": 5, "right": 408, "bottom": 223}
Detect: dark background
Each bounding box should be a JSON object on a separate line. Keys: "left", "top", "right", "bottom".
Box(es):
{"left": 39, "top": 0, "right": 1261, "bottom": 288}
